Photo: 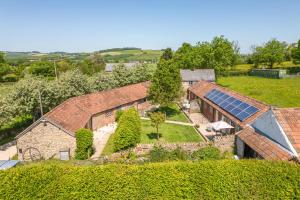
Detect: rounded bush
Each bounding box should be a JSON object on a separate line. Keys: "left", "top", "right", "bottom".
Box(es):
{"left": 113, "top": 108, "right": 141, "bottom": 152}
{"left": 75, "top": 128, "right": 93, "bottom": 160}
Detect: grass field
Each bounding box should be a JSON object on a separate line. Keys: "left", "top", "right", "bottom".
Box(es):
{"left": 232, "top": 61, "right": 299, "bottom": 72}
{"left": 102, "top": 120, "right": 202, "bottom": 155}
{"left": 154, "top": 104, "right": 189, "bottom": 123}
{"left": 217, "top": 76, "right": 300, "bottom": 107}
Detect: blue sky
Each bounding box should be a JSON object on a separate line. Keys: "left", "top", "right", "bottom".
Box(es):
{"left": 1, "top": 0, "right": 300, "bottom": 53}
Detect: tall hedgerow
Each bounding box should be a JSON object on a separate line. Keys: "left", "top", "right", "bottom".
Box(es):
{"left": 113, "top": 108, "right": 141, "bottom": 151}
{"left": 75, "top": 128, "right": 93, "bottom": 160}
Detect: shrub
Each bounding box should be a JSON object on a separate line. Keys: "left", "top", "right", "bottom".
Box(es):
{"left": 115, "top": 110, "right": 124, "bottom": 122}
{"left": 192, "top": 146, "right": 222, "bottom": 160}
{"left": 150, "top": 146, "right": 189, "bottom": 162}
{"left": 113, "top": 108, "right": 141, "bottom": 151}
{"left": 149, "top": 145, "right": 170, "bottom": 162}
{"left": 2, "top": 74, "right": 18, "bottom": 82}
{"left": 75, "top": 128, "right": 93, "bottom": 160}
{"left": 0, "top": 160, "right": 299, "bottom": 199}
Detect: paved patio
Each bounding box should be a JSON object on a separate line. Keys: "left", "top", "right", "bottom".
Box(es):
{"left": 91, "top": 123, "right": 117, "bottom": 160}
{"left": 184, "top": 111, "right": 218, "bottom": 139}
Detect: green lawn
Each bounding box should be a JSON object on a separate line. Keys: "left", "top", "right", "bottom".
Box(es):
{"left": 102, "top": 120, "right": 203, "bottom": 155}
{"left": 154, "top": 104, "right": 189, "bottom": 123}
{"left": 217, "top": 76, "right": 300, "bottom": 107}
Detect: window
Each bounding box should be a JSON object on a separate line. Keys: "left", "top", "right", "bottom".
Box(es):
{"left": 18, "top": 148, "right": 22, "bottom": 154}
{"left": 188, "top": 81, "right": 194, "bottom": 85}
{"left": 60, "top": 150, "right": 70, "bottom": 161}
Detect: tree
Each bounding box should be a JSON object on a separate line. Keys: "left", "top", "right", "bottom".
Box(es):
{"left": 28, "top": 61, "right": 55, "bottom": 77}
{"left": 149, "top": 112, "right": 166, "bottom": 140}
{"left": 0, "top": 52, "right": 5, "bottom": 64}
{"left": 251, "top": 39, "right": 286, "bottom": 68}
{"left": 292, "top": 39, "right": 300, "bottom": 64}
{"left": 195, "top": 36, "right": 238, "bottom": 72}
{"left": 113, "top": 108, "right": 141, "bottom": 151}
{"left": 161, "top": 48, "right": 173, "bottom": 60}
{"left": 148, "top": 60, "right": 183, "bottom": 106}
{"left": 173, "top": 43, "right": 195, "bottom": 69}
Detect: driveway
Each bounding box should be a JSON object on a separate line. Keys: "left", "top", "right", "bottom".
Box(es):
{"left": 0, "top": 145, "right": 17, "bottom": 160}
{"left": 91, "top": 123, "right": 117, "bottom": 160}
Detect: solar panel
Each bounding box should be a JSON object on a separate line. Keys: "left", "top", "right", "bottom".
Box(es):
{"left": 204, "top": 89, "right": 259, "bottom": 122}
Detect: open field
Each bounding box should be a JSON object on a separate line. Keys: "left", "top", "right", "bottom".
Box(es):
{"left": 102, "top": 120, "right": 202, "bottom": 155}
{"left": 217, "top": 76, "right": 300, "bottom": 107}
{"left": 101, "top": 49, "right": 162, "bottom": 62}
{"left": 232, "top": 61, "right": 300, "bottom": 72}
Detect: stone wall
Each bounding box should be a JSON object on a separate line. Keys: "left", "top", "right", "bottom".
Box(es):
{"left": 16, "top": 121, "right": 76, "bottom": 161}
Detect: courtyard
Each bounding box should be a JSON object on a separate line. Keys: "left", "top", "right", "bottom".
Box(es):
{"left": 102, "top": 119, "right": 203, "bottom": 156}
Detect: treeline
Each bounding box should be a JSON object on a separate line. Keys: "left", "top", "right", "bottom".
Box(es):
{"left": 158, "top": 36, "right": 300, "bottom": 72}
{"left": 0, "top": 64, "right": 154, "bottom": 128}
{"left": 0, "top": 52, "right": 108, "bottom": 82}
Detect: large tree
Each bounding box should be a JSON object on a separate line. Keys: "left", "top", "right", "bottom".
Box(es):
{"left": 252, "top": 39, "right": 286, "bottom": 68}
{"left": 291, "top": 39, "right": 300, "bottom": 64}
{"left": 195, "top": 36, "right": 238, "bottom": 72}
{"left": 148, "top": 59, "right": 183, "bottom": 106}
{"left": 0, "top": 52, "right": 5, "bottom": 64}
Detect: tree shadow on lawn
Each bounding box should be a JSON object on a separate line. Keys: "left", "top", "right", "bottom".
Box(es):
{"left": 147, "top": 132, "right": 162, "bottom": 140}
{"left": 154, "top": 106, "right": 180, "bottom": 118}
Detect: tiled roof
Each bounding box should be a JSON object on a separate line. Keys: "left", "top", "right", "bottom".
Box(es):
{"left": 273, "top": 108, "right": 300, "bottom": 155}
{"left": 188, "top": 80, "right": 269, "bottom": 127}
{"left": 237, "top": 126, "right": 294, "bottom": 161}
{"left": 180, "top": 69, "right": 215, "bottom": 82}
{"left": 44, "top": 82, "right": 150, "bottom": 133}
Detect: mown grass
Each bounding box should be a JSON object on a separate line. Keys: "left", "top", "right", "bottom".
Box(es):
{"left": 102, "top": 120, "right": 202, "bottom": 155}
{"left": 217, "top": 76, "right": 300, "bottom": 107}
{"left": 154, "top": 103, "right": 189, "bottom": 123}
{"left": 1, "top": 160, "right": 299, "bottom": 199}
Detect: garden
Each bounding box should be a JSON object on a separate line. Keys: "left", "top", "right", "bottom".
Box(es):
{"left": 102, "top": 119, "right": 203, "bottom": 156}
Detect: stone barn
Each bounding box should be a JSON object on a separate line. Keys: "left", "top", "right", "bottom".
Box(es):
{"left": 16, "top": 82, "right": 151, "bottom": 161}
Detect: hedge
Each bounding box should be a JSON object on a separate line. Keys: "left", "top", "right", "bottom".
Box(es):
{"left": 75, "top": 128, "right": 93, "bottom": 160}
{"left": 0, "top": 160, "right": 299, "bottom": 199}
{"left": 113, "top": 108, "right": 141, "bottom": 151}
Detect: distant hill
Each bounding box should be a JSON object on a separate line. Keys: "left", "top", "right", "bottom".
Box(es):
{"left": 4, "top": 48, "right": 162, "bottom": 63}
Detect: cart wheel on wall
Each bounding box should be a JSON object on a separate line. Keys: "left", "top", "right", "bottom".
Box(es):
{"left": 22, "top": 147, "right": 42, "bottom": 161}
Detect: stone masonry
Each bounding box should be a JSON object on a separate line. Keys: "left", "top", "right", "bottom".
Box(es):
{"left": 16, "top": 121, "right": 76, "bottom": 161}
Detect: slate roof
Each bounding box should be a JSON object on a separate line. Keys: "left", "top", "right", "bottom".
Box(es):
{"left": 188, "top": 80, "right": 269, "bottom": 127}
{"left": 273, "top": 108, "right": 300, "bottom": 155}
{"left": 44, "top": 81, "right": 149, "bottom": 133}
{"left": 237, "top": 126, "right": 294, "bottom": 161}
{"left": 180, "top": 69, "right": 215, "bottom": 82}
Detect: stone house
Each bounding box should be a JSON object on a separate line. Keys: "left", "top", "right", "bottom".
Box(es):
{"left": 180, "top": 69, "right": 215, "bottom": 91}
{"left": 187, "top": 80, "right": 300, "bottom": 161}
{"left": 16, "top": 82, "right": 151, "bottom": 161}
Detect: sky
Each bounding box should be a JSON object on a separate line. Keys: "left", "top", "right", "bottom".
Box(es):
{"left": 1, "top": 0, "right": 300, "bottom": 53}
